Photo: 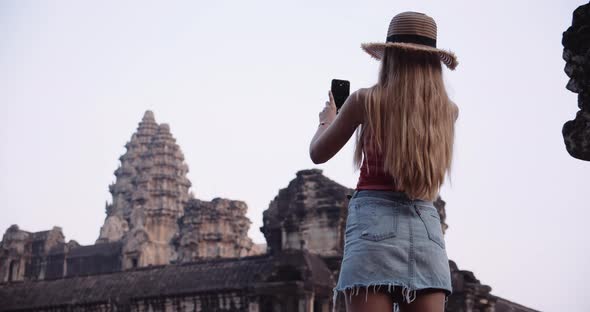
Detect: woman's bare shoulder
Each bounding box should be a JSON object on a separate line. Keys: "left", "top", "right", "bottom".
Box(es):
{"left": 355, "top": 87, "right": 371, "bottom": 98}
{"left": 350, "top": 87, "right": 372, "bottom": 122}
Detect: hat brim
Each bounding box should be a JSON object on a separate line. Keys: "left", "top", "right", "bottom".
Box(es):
{"left": 361, "top": 42, "right": 458, "bottom": 70}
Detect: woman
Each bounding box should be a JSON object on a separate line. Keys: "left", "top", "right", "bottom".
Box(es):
{"left": 309, "top": 12, "right": 459, "bottom": 312}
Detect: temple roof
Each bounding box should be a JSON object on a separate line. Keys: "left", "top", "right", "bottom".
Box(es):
{"left": 67, "top": 241, "right": 123, "bottom": 258}
{"left": 0, "top": 250, "right": 334, "bottom": 311}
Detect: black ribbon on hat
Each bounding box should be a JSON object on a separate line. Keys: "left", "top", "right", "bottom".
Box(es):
{"left": 386, "top": 34, "right": 436, "bottom": 48}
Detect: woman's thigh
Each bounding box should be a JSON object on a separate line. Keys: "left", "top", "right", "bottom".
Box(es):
{"left": 342, "top": 287, "right": 446, "bottom": 312}
{"left": 399, "top": 288, "right": 446, "bottom": 312}
{"left": 345, "top": 287, "right": 394, "bottom": 312}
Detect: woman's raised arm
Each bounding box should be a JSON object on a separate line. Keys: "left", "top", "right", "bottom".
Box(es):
{"left": 309, "top": 89, "right": 364, "bottom": 164}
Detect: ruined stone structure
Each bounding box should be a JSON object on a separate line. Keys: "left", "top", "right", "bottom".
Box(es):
{"left": 562, "top": 1, "right": 590, "bottom": 161}
{"left": 0, "top": 112, "right": 538, "bottom": 311}
{"left": 177, "top": 198, "right": 259, "bottom": 262}
{"left": 261, "top": 169, "right": 352, "bottom": 259}
{"left": 0, "top": 226, "right": 78, "bottom": 282}
{"left": 434, "top": 196, "right": 449, "bottom": 234}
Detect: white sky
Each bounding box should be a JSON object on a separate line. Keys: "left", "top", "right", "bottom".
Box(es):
{"left": 0, "top": 1, "right": 587, "bottom": 311}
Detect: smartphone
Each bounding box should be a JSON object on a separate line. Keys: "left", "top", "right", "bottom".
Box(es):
{"left": 331, "top": 79, "right": 350, "bottom": 111}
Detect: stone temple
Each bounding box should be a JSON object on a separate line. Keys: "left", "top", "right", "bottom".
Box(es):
{"left": 0, "top": 111, "right": 538, "bottom": 311}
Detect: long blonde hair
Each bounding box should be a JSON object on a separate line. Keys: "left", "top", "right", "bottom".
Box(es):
{"left": 353, "top": 47, "right": 458, "bottom": 201}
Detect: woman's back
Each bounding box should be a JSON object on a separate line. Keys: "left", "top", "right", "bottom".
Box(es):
{"left": 356, "top": 132, "right": 397, "bottom": 191}
{"left": 352, "top": 48, "right": 458, "bottom": 201}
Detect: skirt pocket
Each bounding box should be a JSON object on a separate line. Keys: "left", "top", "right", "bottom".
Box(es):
{"left": 354, "top": 198, "right": 400, "bottom": 242}
{"left": 415, "top": 205, "right": 445, "bottom": 249}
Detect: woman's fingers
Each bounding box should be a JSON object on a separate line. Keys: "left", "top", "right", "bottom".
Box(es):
{"left": 328, "top": 90, "right": 336, "bottom": 107}
{"left": 319, "top": 93, "right": 337, "bottom": 123}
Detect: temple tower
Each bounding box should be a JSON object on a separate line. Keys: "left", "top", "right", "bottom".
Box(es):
{"left": 96, "top": 111, "right": 192, "bottom": 268}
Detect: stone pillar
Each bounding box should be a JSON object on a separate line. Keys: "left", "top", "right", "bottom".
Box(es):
{"left": 8, "top": 258, "right": 24, "bottom": 282}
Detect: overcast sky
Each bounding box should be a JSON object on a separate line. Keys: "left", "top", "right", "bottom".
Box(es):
{"left": 0, "top": 1, "right": 587, "bottom": 311}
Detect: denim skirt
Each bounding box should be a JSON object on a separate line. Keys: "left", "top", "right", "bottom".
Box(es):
{"left": 332, "top": 190, "right": 453, "bottom": 312}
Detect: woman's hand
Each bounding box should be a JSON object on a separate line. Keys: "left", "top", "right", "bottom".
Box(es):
{"left": 319, "top": 90, "right": 337, "bottom": 125}
{"left": 310, "top": 89, "right": 363, "bottom": 164}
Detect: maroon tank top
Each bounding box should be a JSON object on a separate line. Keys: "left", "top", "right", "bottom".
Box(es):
{"left": 356, "top": 135, "right": 397, "bottom": 190}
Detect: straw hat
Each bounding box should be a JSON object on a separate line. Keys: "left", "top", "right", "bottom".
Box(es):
{"left": 361, "top": 11, "right": 458, "bottom": 70}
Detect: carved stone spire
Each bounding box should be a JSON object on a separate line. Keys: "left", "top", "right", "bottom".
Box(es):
{"left": 96, "top": 111, "right": 192, "bottom": 268}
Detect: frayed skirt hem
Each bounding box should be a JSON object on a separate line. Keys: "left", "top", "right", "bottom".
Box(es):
{"left": 331, "top": 282, "right": 450, "bottom": 312}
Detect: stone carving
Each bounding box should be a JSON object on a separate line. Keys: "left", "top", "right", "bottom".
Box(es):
{"left": 562, "top": 2, "right": 590, "bottom": 161}
{"left": 176, "top": 198, "right": 256, "bottom": 262}
{"left": 97, "top": 215, "right": 129, "bottom": 242}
